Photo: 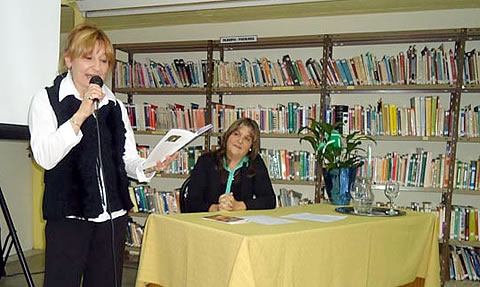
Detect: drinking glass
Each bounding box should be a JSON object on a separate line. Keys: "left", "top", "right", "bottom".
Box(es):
{"left": 384, "top": 180, "right": 400, "bottom": 215}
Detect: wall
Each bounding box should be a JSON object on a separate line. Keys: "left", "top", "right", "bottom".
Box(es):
{"left": 106, "top": 8, "right": 480, "bottom": 41}
{"left": 0, "top": 140, "right": 33, "bottom": 251}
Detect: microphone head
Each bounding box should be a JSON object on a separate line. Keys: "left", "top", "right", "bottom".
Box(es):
{"left": 89, "top": 75, "right": 104, "bottom": 87}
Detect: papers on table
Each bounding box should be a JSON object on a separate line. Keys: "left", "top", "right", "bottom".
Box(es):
{"left": 203, "top": 214, "right": 248, "bottom": 224}
{"left": 242, "top": 215, "right": 296, "bottom": 225}
{"left": 282, "top": 213, "right": 347, "bottom": 223}
{"left": 241, "top": 213, "right": 347, "bottom": 225}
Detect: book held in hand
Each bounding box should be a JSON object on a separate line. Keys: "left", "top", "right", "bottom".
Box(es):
{"left": 143, "top": 124, "right": 213, "bottom": 170}
{"left": 202, "top": 214, "right": 248, "bottom": 224}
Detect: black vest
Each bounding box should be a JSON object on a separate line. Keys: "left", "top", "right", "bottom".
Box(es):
{"left": 43, "top": 73, "right": 133, "bottom": 220}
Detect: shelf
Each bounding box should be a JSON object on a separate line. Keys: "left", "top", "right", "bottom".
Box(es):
{"left": 329, "top": 28, "right": 462, "bottom": 46}
{"left": 114, "top": 40, "right": 212, "bottom": 54}
{"left": 153, "top": 174, "right": 315, "bottom": 185}
{"left": 448, "top": 240, "right": 480, "bottom": 248}
{"left": 155, "top": 173, "right": 189, "bottom": 179}
{"left": 134, "top": 130, "right": 168, "bottom": 135}
{"left": 271, "top": 179, "right": 315, "bottom": 185}
{"left": 328, "top": 84, "right": 455, "bottom": 94}
{"left": 125, "top": 246, "right": 141, "bottom": 252}
{"left": 453, "top": 189, "right": 480, "bottom": 196}
{"left": 135, "top": 131, "right": 480, "bottom": 142}
{"left": 211, "top": 132, "right": 303, "bottom": 138}
{"left": 115, "top": 85, "right": 480, "bottom": 96}
{"left": 371, "top": 185, "right": 480, "bottom": 195}
{"left": 467, "top": 28, "right": 480, "bottom": 40}
{"left": 462, "top": 84, "right": 480, "bottom": 93}
{"left": 370, "top": 136, "right": 450, "bottom": 142}
{"left": 214, "top": 86, "right": 321, "bottom": 95}
{"left": 458, "top": 137, "right": 480, "bottom": 143}
{"left": 129, "top": 212, "right": 149, "bottom": 218}
{"left": 372, "top": 186, "right": 443, "bottom": 193}
{"left": 114, "top": 87, "right": 207, "bottom": 95}
{"left": 215, "top": 35, "right": 324, "bottom": 51}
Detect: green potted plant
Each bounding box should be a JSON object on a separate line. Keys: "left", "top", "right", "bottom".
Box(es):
{"left": 298, "top": 119, "right": 376, "bottom": 205}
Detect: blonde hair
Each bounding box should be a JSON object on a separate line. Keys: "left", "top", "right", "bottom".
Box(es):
{"left": 60, "top": 23, "right": 115, "bottom": 74}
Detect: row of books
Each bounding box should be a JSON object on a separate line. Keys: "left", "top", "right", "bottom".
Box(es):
{"left": 459, "top": 104, "right": 480, "bottom": 138}
{"left": 137, "top": 145, "right": 203, "bottom": 175}
{"left": 326, "top": 45, "right": 458, "bottom": 86}
{"left": 115, "top": 59, "right": 207, "bottom": 89}
{"left": 213, "top": 55, "right": 321, "bottom": 88}
{"left": 115, "top": 48, "right": 480, "bottom": 89}
{"left": 125, "top": 101, "right": 320, "bottom": 134}
{"left": 260, "top": 149, "right": 316, "bottom": 182}
{"left": 447, "top": 205, "right": 480, "bottom": 242}
{"left": 129, "top": 185, "right": 181, "bottom": 214}
{"left": 448, "top": 245, "right": 480, "bottom": 281}
{"left": 327, "top": 96, "right": 454, "bottom": 137}
{"left": 125, "top": 102, "right": 207, "bottom": 132}
{"left": 451, "top": 160, "right": 480, "bottom": 191}
{"left": 464, "top": 49, "right": 480, "bottom": 85}
{"left": 277, "top": 188, "right": 312, "bottom": 207}
{"left": 125, "top": 219, "right": 144, "bottom": 248}
{"left": 211, "top": 102, "right": 320, "bottom": 133}
{"left": 125, "top": 99, "right": 478, "bottom": 139}
{"left": 358, "top": 149, "right": 480, "bottom": 190}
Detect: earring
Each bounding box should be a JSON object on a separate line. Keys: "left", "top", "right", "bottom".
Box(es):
{"left": 249, "top": 147, "right": 252, "bottom": 152}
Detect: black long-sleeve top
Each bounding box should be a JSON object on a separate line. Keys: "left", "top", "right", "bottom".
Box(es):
{"left": 186, "top": 153, "right": 276, "bottom": 212}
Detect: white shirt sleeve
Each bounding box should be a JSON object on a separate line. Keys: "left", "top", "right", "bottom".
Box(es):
{"left": 28, "top": 89, "right": 83, "bottom": 170}
{"left": 118, "top": 100, "right": 155, "bottom": 183}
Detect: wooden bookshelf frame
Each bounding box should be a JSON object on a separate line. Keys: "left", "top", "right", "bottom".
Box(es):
{"left": 113, "top": 28, "right": 480, "bottom": 284}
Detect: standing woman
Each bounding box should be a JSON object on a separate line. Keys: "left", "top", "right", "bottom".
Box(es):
{"left": 28, "top": 23, "right": 174, "bottom": 286}
{"left": 187, "top": 118, "right": 276, "bottom": 212}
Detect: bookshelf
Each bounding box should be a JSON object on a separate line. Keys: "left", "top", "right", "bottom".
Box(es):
{"left": 113, "top": 28, "right": 480, "bottom": 282}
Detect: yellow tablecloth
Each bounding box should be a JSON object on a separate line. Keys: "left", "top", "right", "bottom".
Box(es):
{"left": 135, "top": 204, "right": 440, "bottom": 287}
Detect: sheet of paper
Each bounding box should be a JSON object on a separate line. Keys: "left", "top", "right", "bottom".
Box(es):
{"left": 242, "top": 215, "right": 297, "bottom": 225}
{"left": 281, "top": 213, "right": 347, "bottom": 223}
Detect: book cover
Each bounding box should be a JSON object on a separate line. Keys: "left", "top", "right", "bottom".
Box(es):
{"left": 203, "top": 214, "right": 248, "bottom": 224}
{"left": 143, "top": 124, "right": 213, "bottom": 170}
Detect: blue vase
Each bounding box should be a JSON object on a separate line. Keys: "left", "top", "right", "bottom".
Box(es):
{"left": 323, "top": 167, "right": 358, "bottom": 205}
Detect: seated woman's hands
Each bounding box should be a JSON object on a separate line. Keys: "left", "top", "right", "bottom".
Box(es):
{"left": 207, "top": 194, "right": 247, "bottom": 212}
{"left": 218, "top": 194, "right": 246, "bottom": 211}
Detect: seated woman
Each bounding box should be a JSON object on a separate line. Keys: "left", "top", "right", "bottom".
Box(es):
{"left": 187, "top": 118, "right": 276, "bottom": 212}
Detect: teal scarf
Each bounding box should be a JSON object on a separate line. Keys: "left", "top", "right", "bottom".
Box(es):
{"left": 222, "top": 156, "right": 249, "bottom": 194}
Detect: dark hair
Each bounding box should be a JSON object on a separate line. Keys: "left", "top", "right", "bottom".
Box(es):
{"left": 60, "top": 23, "right": 115, "bottom": 74}
{"left": 212, "top": 118, "right": 261, "bottom": 177}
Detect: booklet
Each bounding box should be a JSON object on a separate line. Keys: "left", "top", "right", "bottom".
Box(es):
{"left": 142, "top": 124, "right": 213, "bottom": 170}
{"left": 202, "top": 214, "right": 248, "bottom": 224}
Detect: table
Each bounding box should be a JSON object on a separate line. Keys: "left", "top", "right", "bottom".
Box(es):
{"left": 135, "top": 204, "right": 440, "bottom": 287}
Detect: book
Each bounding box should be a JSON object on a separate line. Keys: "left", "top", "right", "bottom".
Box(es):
{"left": 202, "top": 214, "right": 248, "bottom": 224}
{"left": 142, "top": 124, "right": 213, "bottom": 170}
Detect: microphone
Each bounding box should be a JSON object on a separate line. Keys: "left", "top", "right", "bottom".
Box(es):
{"left": 89, "top": 76, "right": 104, "bottom": 112}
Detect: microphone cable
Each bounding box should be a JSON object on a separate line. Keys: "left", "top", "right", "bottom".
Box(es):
{"left": 94, "top": 109, "right": 119, "bottom": 287}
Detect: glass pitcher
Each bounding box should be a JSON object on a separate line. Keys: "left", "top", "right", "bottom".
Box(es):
{"left": 350, "top": 176, "right": 374, "bottom": 214}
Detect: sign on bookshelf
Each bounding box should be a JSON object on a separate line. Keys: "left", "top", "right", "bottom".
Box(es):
{"left": 220, "top": 35, "right": 257, "bottom": 44}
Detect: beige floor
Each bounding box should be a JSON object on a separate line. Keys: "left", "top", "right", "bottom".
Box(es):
{"left": 0, "top": 250, "right": 479, "bottom": 287}
{"left": 0, "top": 250, "right": 137, "bottom": 287}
